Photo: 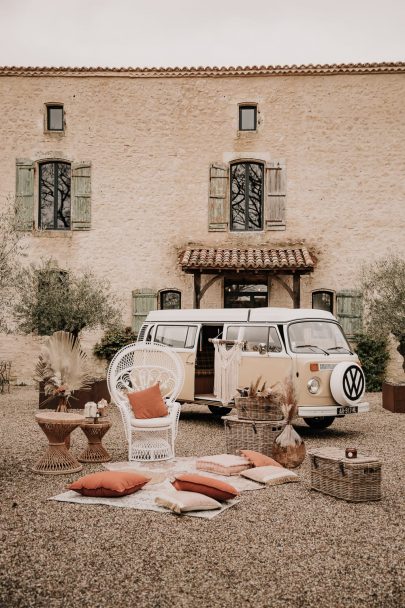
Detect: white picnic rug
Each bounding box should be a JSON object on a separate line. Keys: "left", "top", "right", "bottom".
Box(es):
{"left": 50, "top": 457, "right": 263, "bottom": 520}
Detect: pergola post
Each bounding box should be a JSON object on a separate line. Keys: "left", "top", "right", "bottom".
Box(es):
{"left": 193, "top": 273, "right": 201, "bottom": 309}
{"left": 293, "top": 273, "right": 301, "bottom": 308}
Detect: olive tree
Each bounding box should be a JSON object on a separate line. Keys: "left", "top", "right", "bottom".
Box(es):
{"left": 360, "top": 255, "right": 405, "bottom": 373}
{"left": 0, "top": 202, "right": 25, "bottom": 331}
{"left": 14, "top": 259, "right": 121, "bottom": 338}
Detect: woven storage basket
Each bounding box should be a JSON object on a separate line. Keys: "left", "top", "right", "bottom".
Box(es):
{"left": 235, "top": 396, "right": 283, "bottom": 421}
{"left": 223, "top": 415, "right": 285, "bottom": 456}
{"left": 309, "top": 447, "right": 382, "bottom": 502}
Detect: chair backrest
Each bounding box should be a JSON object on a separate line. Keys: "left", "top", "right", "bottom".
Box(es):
{"left": 107, "top": 342, "right": 185, "bottom": 410}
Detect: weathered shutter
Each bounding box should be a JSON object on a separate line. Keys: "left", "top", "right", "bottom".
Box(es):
{"left": 71, "top": 162, "right": 91, "bottom": 230}
{"left": 208, "top": 163, "right": 229, "bottom": 232}
{"left": 336, "top": 290, "right": 363, "bottom": 338}
{"left": 132, "top": 289, "right": 157, "bottom": 335}
{"left": 265, "top": 160, "right": 286, "bottom": 230}
{"left": 15, "top": 159, "right": 34, "bottom": 230}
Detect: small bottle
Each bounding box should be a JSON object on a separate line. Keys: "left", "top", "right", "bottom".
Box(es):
{"left": 345, "top": 448, "right": 357, "bottom": 459}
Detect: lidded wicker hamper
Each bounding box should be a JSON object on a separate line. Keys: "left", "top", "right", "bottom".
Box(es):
{"left": 222, "top": 415, "right": 285, "bottom": 456}
{"left": 309, "top": 447, "right": 382, "bottom": 502}
{"left": 234, "top": 396, "right": 283, "bottom": 421}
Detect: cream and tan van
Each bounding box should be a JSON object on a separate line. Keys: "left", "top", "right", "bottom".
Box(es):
{"left": 137, "top": 308, "right": 369, "bottom": 429}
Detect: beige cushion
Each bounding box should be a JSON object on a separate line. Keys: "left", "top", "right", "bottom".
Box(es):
{"left": 241, "top": 465, "right": 299, "bottom": 486}
{"left": 196, "top": 454, "right": 251, "bottom": 476}
{"left": 155, "top": 490, "right": 222, "bottom": 514}
{"left": 130, "top": 414, "right": 172, "bottom": 428}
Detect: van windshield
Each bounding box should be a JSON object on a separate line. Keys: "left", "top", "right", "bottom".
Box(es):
{"left": 288, "top": 321, "right": 350, "bottom": 354}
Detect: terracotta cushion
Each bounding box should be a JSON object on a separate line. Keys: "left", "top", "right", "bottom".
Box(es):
{"left": 240, "top": 449, "right": 283, "bottom": 468}
{"left": 155, "top": 490, "right": 222, "bottom": 514}
{"left": 172, "top": 473, "right": 239, "bottom": 501}
{"left": 127, "top": 383, "right": 168, "bottom": 419}
{"left": 68, "top": 471, "right": 151, "bottom": 497}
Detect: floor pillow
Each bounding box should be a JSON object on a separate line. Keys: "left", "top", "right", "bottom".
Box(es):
{"left": 68, "top": 470, "right": 151, "bottom": 497}
{"left": 155, "top": 490, "right": 222, "bottom": 514}
{"left": 241, "top": 465, "right": 299, "bottom": 486}
{"left": 172, "top": 473, "right": 239, "bottom": 501}
{"left": 240, "top": 449, "right": 283, "bottom": 468}
{"left": 196, "top": 454, "right": 251, "bottom": 476}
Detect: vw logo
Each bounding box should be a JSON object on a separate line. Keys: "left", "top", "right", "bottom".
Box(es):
{"left": 343, "top": 365, "right": 365, "bottom": 401}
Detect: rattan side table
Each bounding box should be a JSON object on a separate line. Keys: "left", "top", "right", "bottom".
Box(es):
{"left": 33, "top": 412, "right": 84, "bottom": 475}
{"left": 78, "top": 420, "right": 112, "bottom": 463}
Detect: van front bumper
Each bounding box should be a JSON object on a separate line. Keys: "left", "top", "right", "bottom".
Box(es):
{"left": 298, "top": 402, "right": 369, "bottom": 418}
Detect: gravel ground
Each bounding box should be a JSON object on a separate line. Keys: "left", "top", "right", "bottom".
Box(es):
{"left": 0, "top": 388, "right": 404, "bottom": 608}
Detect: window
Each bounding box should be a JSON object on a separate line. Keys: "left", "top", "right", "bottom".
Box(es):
{"left": 288, "top": 321, "right": 350, "bottom": 354}
{"left": 312, "top": 290, "right": 334, "bottom": 314}
{"left": 159, "top": 289, "right": 181, "bottom": 310}
{"left": 154, "top": 325, "right": 197, "bottom": 349}
{"left": 230, "top": 162, "right": 264, "bottom": 231}
{"left": 224, "top": 279, "right": 268, "bottom": 308}
{"left": 226, "top": 325, "right": 282, "bottom": 352}
{"left": 239, "top": 105, "right": 257, "bottom": 131}
{"left": 39, "top": 162, "right": 71, "bottom": 230}
{"left": 46, "top": 105, "right": 64, "bottom": 131}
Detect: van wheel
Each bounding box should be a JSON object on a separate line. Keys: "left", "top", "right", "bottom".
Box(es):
{"left": 208, "top": 405, "right": 233, "bottom": 416}
{"left": 303, "top": 416, "right": 335, "bottom": 430}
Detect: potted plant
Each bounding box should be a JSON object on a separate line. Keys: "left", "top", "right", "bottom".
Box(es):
{"left": 34, "top": 331, "right": 93, "bottom": 412}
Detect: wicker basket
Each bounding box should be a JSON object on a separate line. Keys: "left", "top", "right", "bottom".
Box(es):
{"left": 309, "top": 447, "right": 382, "bottom": 502}
{"left": 235, "top": 396, "right": 283, "bottom": 421}
{"left": 223, "top": 415, "right": 285, "bottom": 456}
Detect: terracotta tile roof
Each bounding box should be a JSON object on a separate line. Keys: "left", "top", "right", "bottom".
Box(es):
{"left": 1, "top": 62, "right": 404, "bottom": 78}
{"left": 180, "top": 247, "right": 315, "bottom": 272}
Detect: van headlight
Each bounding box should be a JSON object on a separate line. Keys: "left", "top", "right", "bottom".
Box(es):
{"left": 307, "top": 377, "right": 321, "bottom": 394}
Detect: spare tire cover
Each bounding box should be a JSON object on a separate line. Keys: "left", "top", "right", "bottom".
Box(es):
{"left": 330, "top": 362, "right": 365, "bottom": 406}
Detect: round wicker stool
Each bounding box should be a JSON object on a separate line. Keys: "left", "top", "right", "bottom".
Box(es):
{"left": 78, "top": 420, "right": 112, "bottom": 463}
{"left": 33, "top": 412, "right": 84, "bottom": 475}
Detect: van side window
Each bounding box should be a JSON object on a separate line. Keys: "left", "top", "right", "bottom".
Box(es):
{"left": 226, "top": 325, "right": 282, "bottom": 352}
{"left": 146, "top": 325, "right": 154, "bottom": 342}
{"left": 154, "top": 325, "right": 197, "bottom": 349}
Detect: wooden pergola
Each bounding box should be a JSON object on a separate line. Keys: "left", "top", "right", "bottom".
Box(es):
{"left": 179, "top": 247, "right": 315, "bottom": 309}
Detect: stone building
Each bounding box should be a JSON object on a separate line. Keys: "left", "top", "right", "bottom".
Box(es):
{"left": 0, "top": 62, "right": 404, "bottom": 383}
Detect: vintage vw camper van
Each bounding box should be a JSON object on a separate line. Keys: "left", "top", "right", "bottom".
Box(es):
{"left": 137, "top": 308, "right": 369, "bottom": 429}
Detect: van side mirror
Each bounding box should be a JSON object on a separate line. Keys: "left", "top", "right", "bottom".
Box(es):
{"left": 258, "top": 343, "right": 267, "bottom": 355}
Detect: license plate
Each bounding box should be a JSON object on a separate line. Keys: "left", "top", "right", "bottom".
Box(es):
{"left": 337, "top": 406, "right": 358, "bottom": 415}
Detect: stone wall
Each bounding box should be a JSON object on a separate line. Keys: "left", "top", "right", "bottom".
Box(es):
{"left": 0, "top": 68, "right": 404, "bottom": 381}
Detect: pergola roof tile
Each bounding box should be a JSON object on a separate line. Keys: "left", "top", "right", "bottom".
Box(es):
{"left": 180, "top": 247, "right": 315, "bottom": 272}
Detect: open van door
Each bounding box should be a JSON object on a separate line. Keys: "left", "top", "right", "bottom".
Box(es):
{"left": 224, "top": 323, "right": 292, "bottom": 389}
{"left": 152, "top": 323, "right": 201, "bottom": 401}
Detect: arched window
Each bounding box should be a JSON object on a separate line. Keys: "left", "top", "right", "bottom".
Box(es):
{"left": 39, "top": 161, "right": 71, "bottom": 230}
{"left": 159, "top": 289, "right": 181, "bottom": 310}
{"left": 312, "top": 290, "right": 334, "bottom": 314}
{"left": 230, "top": 161, "right": 264, "bottom": 231}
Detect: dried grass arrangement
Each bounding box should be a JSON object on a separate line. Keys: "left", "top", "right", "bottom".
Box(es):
{"left": 235, "top": 376, "right": 283, "bottom": 421}
{"left": 272, "top": 376, "right": 306, "bottom": 468}
{"left": 34, "top": 331, "right": 93, "bottom": 412}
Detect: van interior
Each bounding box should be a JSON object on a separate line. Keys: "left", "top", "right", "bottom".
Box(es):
{"left": 195, "top": 324, "right": 223, "bottom": 398}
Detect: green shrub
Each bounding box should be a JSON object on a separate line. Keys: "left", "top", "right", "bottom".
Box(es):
{"left": 354, "top": 333, "right": 389, "bottom": 392}
{"left": 94, "top": 326, "right": 138, "bottom": 362}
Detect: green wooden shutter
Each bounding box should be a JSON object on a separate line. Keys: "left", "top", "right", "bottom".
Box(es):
{"left": 265, "top": 160, "right": 286, "bottom": 231}
{"left": 336, "top": 290, "right": 363, "bottom": 338}
{"left": 71, "top": 162, "right": 91, "bottom": 230}
{"left": 132, "top": 289, "right": 157, "bottom": 335}
{"left": 15, "top": 159, "right": 34, "bottom": 230}
{"left": 208, "top": 163, "right": 229, "bottom": 232}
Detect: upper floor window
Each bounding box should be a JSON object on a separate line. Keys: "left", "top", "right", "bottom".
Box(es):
{"left": 39, "top": 161, "right": 71, "bottom": 230}
{"left": 46, "top": 104, "right": 64, "bottom": 131}
{"left": 230, "top": 162, "right": 264, "bottom": 231}
{"left": 239, "top": 105, "right": 257, "bottom": 131}
{"left": 312, "top": 290, "right": 334, "bottom": 314}
{"left": 159, "top": 289, "right": 181, "bottom": 310}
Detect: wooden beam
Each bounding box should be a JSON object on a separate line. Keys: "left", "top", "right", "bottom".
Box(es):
{"left": 293, "top": 274, "right": 301, "bottom": 308}
{"left": 194, "top": 273, "right": 201, "bottom": 309}
{"left": 199, "top": 275, "right": 223, "bottom": 300}
{"left": 272, "top": 275, "right": 294, "bottom": 299}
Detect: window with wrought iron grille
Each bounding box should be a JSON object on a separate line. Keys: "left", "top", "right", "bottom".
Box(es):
{"left": 230, "top": 162, "right": 264, "bottom": 231}
{"left": 39, "top": 161, "right": 71, "bottom": 230}
{"left": 312, "top": 290, "right": 334, "bottom": 314}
